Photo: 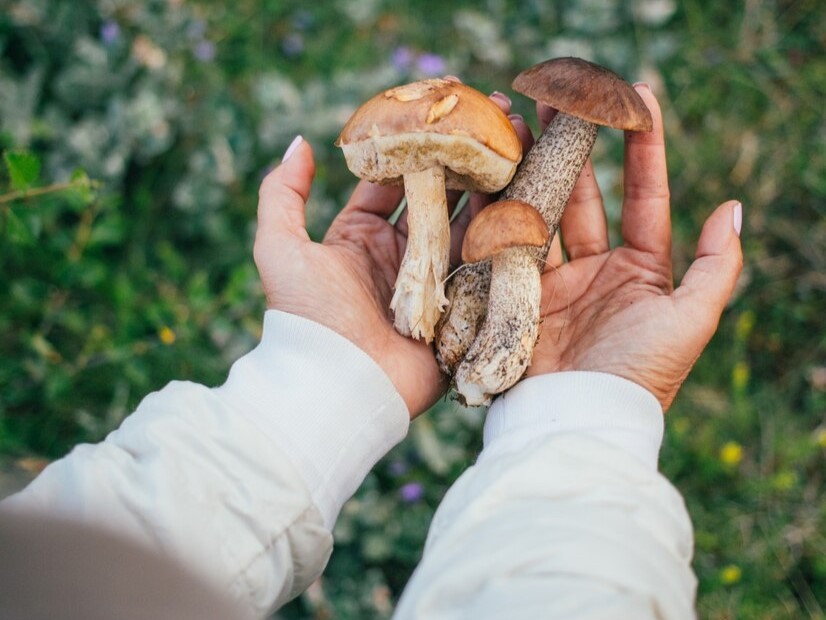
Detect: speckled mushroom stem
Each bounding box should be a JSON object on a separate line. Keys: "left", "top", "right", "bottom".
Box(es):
{"left": 390, "top": 166, "right": 451, "bottom": 342}
{"left": 437, "top": 260, "right": 491, "bottom": 373}
{"left": 437, "top": 113, "right": 598, "bottom": 373}
{"left": 454, "top": 247, "right": 542, "bottom": 406}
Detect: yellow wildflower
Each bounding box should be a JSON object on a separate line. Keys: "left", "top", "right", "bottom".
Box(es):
{"left": 817, "top": 428, "right": 826, "bottom": 449}
{"left": 720, "top": 564, "right": 742, "bottom": 585}
{"left": 735, "top": 310, "right": 756, "bottom": 342}
{"left": 732, "top": 361, "right": 750, "bottom": 391}
{"left": 720, "top": 441, "right": 743, "bottom": 467}
{"left": 672, "top": 418, "right": 689, "bottom": 436}
{"left": 771, "top": 471, "right": 797, "bottom": 491}
{"left": 159, "top": 326, "right": 176, "bottom": 346}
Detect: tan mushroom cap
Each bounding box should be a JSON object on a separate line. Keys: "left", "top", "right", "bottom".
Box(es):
{"left": 512, "top": 57, "right": 653, "bottom": 132}
{"left": 462, "top": 200, "right": 550, "bottom": 263}
{"left": 336, "top": 79, "right": 522, "bottom": 193}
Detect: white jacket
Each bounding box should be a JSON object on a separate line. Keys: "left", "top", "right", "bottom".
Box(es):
{"left": 1, "top": 310, "right": 697, "bottom": 618}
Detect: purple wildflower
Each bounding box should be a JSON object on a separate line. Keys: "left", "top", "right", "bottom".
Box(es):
{"left": 187, "top": 19, "right": 207, "bottom": 40}
{"left": 388, "top": 459, "right": 409, "bottom": 477}
{"left": 100, "top": 20, "right": 120, "bottom": 46}
{"left": 416, "top": 53, "right": 446, "bottom": 76}
{"left": 282, "top": 34, "right": 304, "bottom": 57}
{"left": 194, "top": 40, "right": 216, "bottom": 62}
{"left": 391, "top": 46, "right": 414, "bottom": 72}
{"left": 399, "top": 482, "right": 424, "bottom": 503}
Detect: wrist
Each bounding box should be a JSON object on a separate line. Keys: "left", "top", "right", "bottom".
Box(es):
{"left": 481, "top": 371, "right": 664, "bottom": 469}
{"left": 216, "top": 310, "right": 410, "bottom": 527}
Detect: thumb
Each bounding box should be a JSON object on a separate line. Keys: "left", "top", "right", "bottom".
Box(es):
{"left": 673, "top": 200, "right": 744, "bottom": 336}
{"left": 257, "top": 135, "right": 315, "bottom": 241}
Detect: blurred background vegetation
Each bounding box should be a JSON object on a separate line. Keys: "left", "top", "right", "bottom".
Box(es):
{"left": 0, "top": 0, "right": 823, "bottom": 617}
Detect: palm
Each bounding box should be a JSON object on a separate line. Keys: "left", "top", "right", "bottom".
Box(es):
{"left": 318, "top": 208, "right": 445, "bottom": 414}
{"left": 528, "top": 246, "right": 693, "bottom": 408}
{"left": 255, "top": 159, "right": 447, "bottom": 417}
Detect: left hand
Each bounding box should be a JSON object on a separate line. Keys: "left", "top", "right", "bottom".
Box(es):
{"left": 253, "top": 137, "right": 442, "bottom": 417}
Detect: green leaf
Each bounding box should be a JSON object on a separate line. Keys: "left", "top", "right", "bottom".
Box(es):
{"left": 5, "top": 209, "right": 35, "bottom": 245}
{"left": 66, "top": 169, "right": 97, "bottom": 207}
{"left": 3, "top": 150, "right": 41, "bottom": 191}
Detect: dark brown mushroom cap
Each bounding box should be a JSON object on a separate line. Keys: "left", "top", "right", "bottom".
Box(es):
{"left": 512, "top": 57, "right": 653, "bottom": 132}
{"left": 462, "top": 200, "right": 550, "bottom": 263}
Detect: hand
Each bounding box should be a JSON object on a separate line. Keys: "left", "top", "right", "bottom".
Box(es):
{"left": 253, "top": 137, "right": 437, "bottom": 417}
{"left": 526, "top": 85, "right": 743, "bottom": 410}
{"left": 253, "top": 90, "right": 527, "bottom": 418}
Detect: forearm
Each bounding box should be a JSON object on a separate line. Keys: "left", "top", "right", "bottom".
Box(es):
{"left": 395, "top": 372, "right": 696, "bottom": 619}
{"left": 1, "top": 310, "right": 409, "bottom": 618}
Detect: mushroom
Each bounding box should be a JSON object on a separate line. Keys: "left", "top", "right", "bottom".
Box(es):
{"left": 453, "top": 200, "right": 549, "bottom": 405}
{"left": 437, "top": 57, "right": 652, "bottom": 394}
{"left": 337, "top": 79, "right": 521, "bottom": 342}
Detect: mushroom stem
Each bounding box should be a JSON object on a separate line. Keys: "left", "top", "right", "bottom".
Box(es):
{"left": 501, "top": 113, "right": 598, "bottom": 257}
{"left": 454, "top": 247, "right": 541, "bottom": 406}
{"left": 437, "top": 260, "right": 491, "bottom": 374}
{"left": 437, "top": 113, "right": 597, "bottom": 373}
{"left": 391, "top": 166, "right": 451, "bottom": 342}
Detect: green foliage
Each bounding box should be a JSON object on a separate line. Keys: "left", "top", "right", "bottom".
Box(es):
{"left": 1, "top": 0, "right": 824, "bottom": 618}
{"left": 4, "top": 149, "right": 41, "bottom": 190}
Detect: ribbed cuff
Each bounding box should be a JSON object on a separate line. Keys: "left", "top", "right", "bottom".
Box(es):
{"left": 216, "top": 310, "right": 410, "bottom": 528}
{"left": 482, "top": 372, "right": 664, "bottom": 470}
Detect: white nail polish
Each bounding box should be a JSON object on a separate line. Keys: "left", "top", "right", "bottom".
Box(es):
{"left": 283, "top": 135, "right": 303, "bottom": 162}
{"left": 733, "top": 202, "right": 743, "bottom": 237}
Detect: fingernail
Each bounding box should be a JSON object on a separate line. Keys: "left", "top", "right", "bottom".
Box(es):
{"left": 733, "top": 201, "right": 743, "bottom": 237}
{"left": 444, "top": 74, "right": 462, "bottom": 83}
{"left": 283, "top": 135, "right": 303, "bottom": 162}
{"left": 508, "top": 113, "right": 524, "bottom": 123}
{"left": 491, "top": 91, "right": 511, "bottom": 106}
{"left": 634, "top": 82, "right": 651, "bottom": 91}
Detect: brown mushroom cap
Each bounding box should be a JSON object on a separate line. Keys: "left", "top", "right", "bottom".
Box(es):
{"left": 337, "top": 79, "right": 522, "bottom": 193}
{"left": 462, "top": 200, "right": 550, "bottom": 263}
{"left": 512, "top": 57, "right": 653, "bottom": 132}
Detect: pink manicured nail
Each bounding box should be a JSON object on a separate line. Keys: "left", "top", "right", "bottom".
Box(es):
{"left": 733, "top": 202, "right": 743, "bottom": 237}
{"left": 491, "top": 91, "right": 512, "bottom": 106}
{"left": 634, "top": 82, "right": 651, "bottom": 91}
{"left": 283, "top": 135, "right": 303, "bottom": 162}
{"left": 508, "top": 113, "right": 524, "bottom": 123}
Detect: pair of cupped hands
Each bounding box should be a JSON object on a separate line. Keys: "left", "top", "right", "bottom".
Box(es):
{"left": 254, "top": 80, "right": 743, "bottom": 418}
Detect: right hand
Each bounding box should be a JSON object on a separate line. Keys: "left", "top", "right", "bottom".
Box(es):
{"left": 525, "top": 85, "right": 743, "bottom": 410}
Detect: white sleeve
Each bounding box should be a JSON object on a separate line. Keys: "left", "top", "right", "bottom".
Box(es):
{"left": 393, "top": 371, "right": 697, "bottom": 620}
{"left": 1, "top": 310, "right": 409, "bottom": 619}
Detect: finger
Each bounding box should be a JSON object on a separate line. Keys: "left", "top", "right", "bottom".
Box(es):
{"left": 509, "top": 114, "right": 535, "bottom": 154}
{"left": 449, "top": 102, "right": 532, "bottom": 264}
{"left": 559, "top": 159, "right": 609, "bottom": 260}
{"left": 621, "top": 84, "right": 671, "bottom": 258}
{"left": 672, "top": 201, "right": 744, "bottom": 339}
{"left": 344, "top": 180, "right": 405, "bottom": 219}
{"left": 449, "top": 192, "right": 492, "bottom": 265}
{"left": 537, "top": 102, "right": 558, "bottom": 132}
{"left": 543, "top": 234, "right": 564, "bottom": 272}
{"left": 490, "top": 91, "right": 512, "bottom": 115}
{"left": 257, "top": 136, "right": 314, "bottom": 241}
{"left": 446, "top": 188, "right": 466, "bottom": 218}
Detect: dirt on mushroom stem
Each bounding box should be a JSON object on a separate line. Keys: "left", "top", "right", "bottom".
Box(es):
{"left": 454, "top": 247, "right": 542, "bottom": 406}
{"left": 437, "top": 113, "right": 598, "bottom": 376}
